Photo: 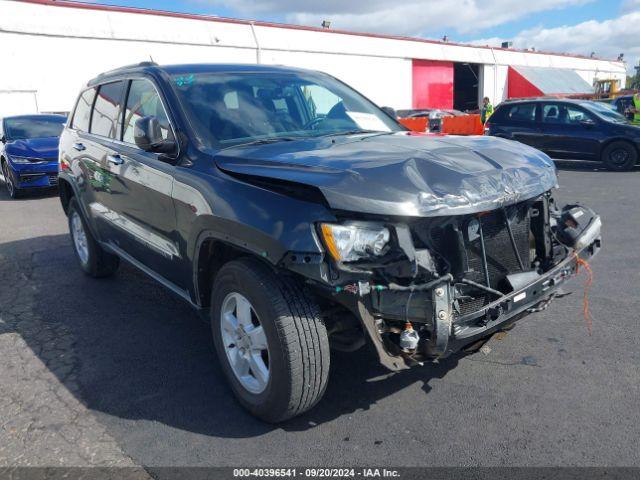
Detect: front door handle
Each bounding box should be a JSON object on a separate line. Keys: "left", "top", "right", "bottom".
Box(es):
{"left": 107, "top": 154, "right": 123, "bottom": 166}
{"left": 73, "top": 142, "right": 86, "bottom": 151}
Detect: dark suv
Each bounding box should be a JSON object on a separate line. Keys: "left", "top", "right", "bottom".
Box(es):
{"left": 59, "top": 63, "right": 602, "bottom": 422}
{"left": 487, "top": 98, "right": 640, "bottom": 171}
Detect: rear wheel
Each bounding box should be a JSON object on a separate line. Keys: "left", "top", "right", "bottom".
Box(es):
{"left": 1, "top": 161, "right": 21, "bottom": 199}
{"left": 211, "top": 258, "right": 330, "bottom": 422}
{"left": 67, "top": 198, "right": 120, "bottom": 277}
{"left": 602, "top": 141, "right": 637, "bottom": 171}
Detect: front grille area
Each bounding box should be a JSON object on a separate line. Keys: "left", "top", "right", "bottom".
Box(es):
{"left": 411, "top": 201, "right": 537, "bottom": 321}
{"left": 48, "top": 174, "right": 58, "bottom": 186}
{"left": 414, "top": 201, "right": 532, "bottom": 290}
{"left": 465, "top": 204, "right": 530, "bottom": 288}
{"left": 19, "top": 174, "right": 44, "bottom": 184}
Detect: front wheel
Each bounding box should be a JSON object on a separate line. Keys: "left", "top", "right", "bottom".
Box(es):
{"left": 2, "top": 161, "right": 20, "bottom": 199}
{"left": 210, "top": 258, "right": 330, "bottom": 422}
{"left": 67, "top": 197, "right": 120, "bottom": 277}
{"left": 602, "top": 141, "right": 637, "bottom": 171}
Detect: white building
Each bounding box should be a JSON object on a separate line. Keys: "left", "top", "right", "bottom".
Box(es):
{"left": 0, "top": 0, "right": 628, "bottom": 117}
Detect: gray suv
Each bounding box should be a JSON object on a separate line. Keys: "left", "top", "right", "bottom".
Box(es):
{"left": 58, "top": 62, "right": 602, "bottom": 422}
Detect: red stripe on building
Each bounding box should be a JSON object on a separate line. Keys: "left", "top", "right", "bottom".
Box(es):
{"left": 507, "top": 67, "right": 544, "bottom": 98}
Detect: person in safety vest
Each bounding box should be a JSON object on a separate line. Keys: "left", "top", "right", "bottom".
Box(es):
{"left": 631, "top": 92, "right": 640, "bottom": 125}
{"left": 481, "top": 97, "right": 494, "bottom": 124}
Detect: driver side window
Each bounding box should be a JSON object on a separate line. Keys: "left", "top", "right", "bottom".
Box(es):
{"left": 566, "top": 105, "right": 590, "bottom": 124}
{"left": 543, "top": 104, "right": 591, "bottom": 125}
{"left": 123, "top": 79, "right": 173, "bottom": 145}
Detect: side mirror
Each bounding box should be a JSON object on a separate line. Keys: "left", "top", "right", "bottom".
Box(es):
{"left": 580, "top": 118, "right": 596, "bottom": 127}
{"left": 134, "top": 116, "right": 176, "bottom": 154}
{"left": 381, "top": 106, "right": 397, "bottom": 119}
{"left": 0, "top": 135, "right": 6, "bottom": 144}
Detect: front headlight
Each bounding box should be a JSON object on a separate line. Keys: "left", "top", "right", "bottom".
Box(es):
{"left": 320, "top": 223, "right": 390, "bottom": 262}
{"left": 8, "top": 156, "right": 32, "bottom": 164}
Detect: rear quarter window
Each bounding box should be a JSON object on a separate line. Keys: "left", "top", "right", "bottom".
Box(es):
{"left": 71, "top": 88, "right": 96, "bottom": 132}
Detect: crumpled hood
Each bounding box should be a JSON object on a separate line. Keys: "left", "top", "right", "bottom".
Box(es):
{"left": 214, "top": 133, "right": 558, "bottom": 217}
{"left": 6, "top": 137, "right": 59, "bottom": 160}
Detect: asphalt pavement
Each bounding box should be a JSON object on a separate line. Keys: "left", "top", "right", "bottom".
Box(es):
{"left": 0, "top": 160, "right": 638, "bottom": 469}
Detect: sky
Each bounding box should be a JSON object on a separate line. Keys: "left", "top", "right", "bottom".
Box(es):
{"left": 87, "top": 0, "right": 639, "bottom": 74}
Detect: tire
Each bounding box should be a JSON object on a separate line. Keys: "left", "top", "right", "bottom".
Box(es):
{"left": 210, "top": 258, "right": 330, "bottom": 422}
{"left": 67, "top": 197, "right": 120, "bottom": 277}
{"left": 2, "top": 160, "right": 21, "bottom": 199}
{"left": 602, "top": 141, "right": 637, "bottom": 171}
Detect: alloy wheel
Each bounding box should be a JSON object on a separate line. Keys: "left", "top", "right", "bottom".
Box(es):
{"left": 609, "top": 148, "right": 629, "bottom": 167}
{"left": 2, "top": 163, "right": 15, "bottom": 197}
{"left": 220, "top": 292, "right": 270, "bottom": 394}
{"left": 70, "top": 211, "right": 90, "bottom": 265}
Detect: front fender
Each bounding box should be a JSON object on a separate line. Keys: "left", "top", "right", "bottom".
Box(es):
{"left": 170, "top": 166, "right": 336, "bottom": 300}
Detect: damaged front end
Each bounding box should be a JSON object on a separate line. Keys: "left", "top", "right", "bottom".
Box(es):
{"left": 218, "top": 133, "right": 601, "bottom": 371}
{"left": 314, "top": 193, "right": 601, "bottom": 371}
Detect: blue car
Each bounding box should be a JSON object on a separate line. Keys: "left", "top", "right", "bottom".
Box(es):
{"left": 0, "top": 114, "right": 66, "bottom": 198}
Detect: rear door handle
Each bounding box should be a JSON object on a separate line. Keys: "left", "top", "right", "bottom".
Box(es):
{"left": 107, "top": 154, "right": 124, "bottom": 166}
{"left": 73, "top": 142, "right": 86, "bottom": 151}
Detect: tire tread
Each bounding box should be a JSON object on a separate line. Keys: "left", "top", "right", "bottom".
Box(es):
{"left": 214, "top": 258, "right": 330, "bottom": 421}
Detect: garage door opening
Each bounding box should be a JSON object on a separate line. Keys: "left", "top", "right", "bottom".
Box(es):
{"left": 453, "top": 63, "right": 479, "bottom": 111}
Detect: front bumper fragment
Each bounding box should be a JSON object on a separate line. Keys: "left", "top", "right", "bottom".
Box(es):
{"left": 357, "top": 221, "right": 601, "bottom": 371}
{"left": 11, "top": 161, "right": 59, "bottom": 189}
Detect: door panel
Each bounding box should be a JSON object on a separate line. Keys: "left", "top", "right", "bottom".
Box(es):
{"left": 78, "top": 135, "right": 120, "bottom": 238}
{"left": 61, "top": 87, "right": 108, "bottom": 235}
{"left": 539, "top": 103, "right": 601, "bottom": 159}
{"left": 499, "top": 102, "right": 542, "bottom": 148}
{"left": 83, "top": 81, "right": 128, "bottom": 241}
{"left": 101, "top": 144, "right": 181, "bottom": 286}
{"left": 96, "top": 78, "right": 182, "bottom": 287}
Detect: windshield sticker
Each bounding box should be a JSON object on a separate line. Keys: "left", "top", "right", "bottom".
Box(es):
{"left": 174, "top": 74, "right": 195, "bottom": 87}
{"left": 346, "top": 112, "right": 391, "bottom": 132}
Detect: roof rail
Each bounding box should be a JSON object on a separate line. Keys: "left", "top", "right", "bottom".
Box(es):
{"left": 95, "top": 61, "right": 158, "bottom": 78}
{"left": 501, "top": 95, "right": 574, "bottom": 103}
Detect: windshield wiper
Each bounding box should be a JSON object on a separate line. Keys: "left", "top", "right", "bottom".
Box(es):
{"left": 321, "top": 129, "right": 378, "bottom": 137}
{"left": 223, "top": 136, "right": 302, "bottom": 149}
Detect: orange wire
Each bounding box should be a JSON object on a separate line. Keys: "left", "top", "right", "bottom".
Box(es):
{"left": 573, "top": 252, "right": 594, "bottom": 336}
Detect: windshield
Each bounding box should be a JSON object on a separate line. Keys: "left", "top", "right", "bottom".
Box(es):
{"left": 580, "top": 101, "right": 629, "bottom": 123}
{"left": 170, "top": 71, "right": 403, "bottom": 147}
{"left": 4, "top": 117, "right": 66, "bottom": 140}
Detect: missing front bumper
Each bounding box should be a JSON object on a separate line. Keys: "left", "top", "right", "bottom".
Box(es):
{"left": 357, "top": 232, "right": 601, "bottom": 372}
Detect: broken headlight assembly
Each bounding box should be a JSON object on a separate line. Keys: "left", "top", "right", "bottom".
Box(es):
{"left": 319, "top": 222, "right": 390, "bottom": 263}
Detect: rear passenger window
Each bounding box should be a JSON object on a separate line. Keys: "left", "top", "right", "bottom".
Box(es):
{"left": 505, "top": 103, "right": 537, "bottom": 123}
{"left": 123, "top": 79, "right": 173, "bottom": 145}
{"left": 71, "top": 88, "right": 96, "bottom": 132}
{"left": 91, "top": 81, "right": 125, "bottom": 139}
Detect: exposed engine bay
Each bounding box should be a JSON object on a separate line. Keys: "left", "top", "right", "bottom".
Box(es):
{"left": 314, "top": 192, "right": 601, "bottom": 371}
